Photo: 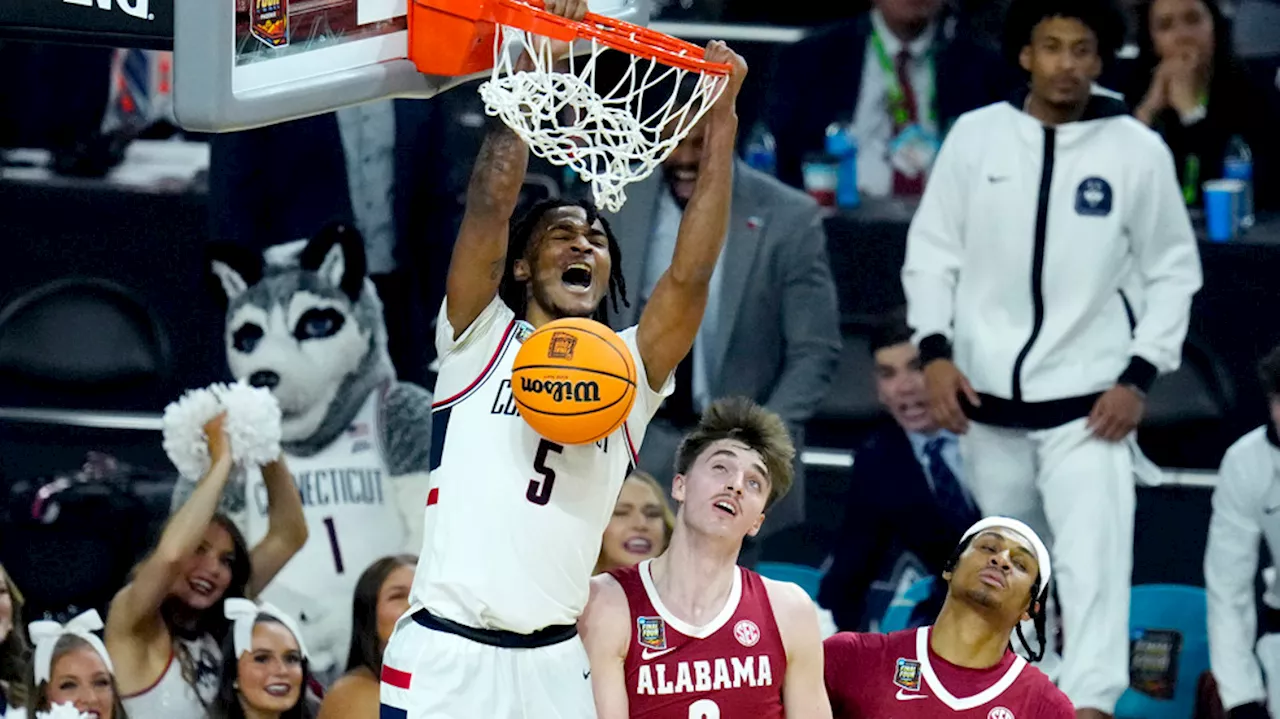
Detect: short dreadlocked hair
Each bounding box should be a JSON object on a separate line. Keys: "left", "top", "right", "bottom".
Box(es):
{"left": 499, "top": 198, "right": 629, "bottom": 324}
{"left": 944, "top": 533, "right": 1049, "bottom": 662}
{"left": 674, "top": 397, "right": 796, "bottom": 510}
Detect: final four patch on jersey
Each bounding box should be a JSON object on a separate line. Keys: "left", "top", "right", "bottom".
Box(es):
{"left": 1075, "top": 176, "right": 1113, "bottom": 217}
{"left": 514, "top": 320, "right": 535, "bottom": 343}
{"left": 637, "top": 616, "right": 667, "bottom": 650}
{"left": 893, "top": 658, "right": 922, "bottom": 691}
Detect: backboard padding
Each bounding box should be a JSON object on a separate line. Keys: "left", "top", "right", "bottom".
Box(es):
{"left": 175, "top": 0, "right": 649, "bottom": 133}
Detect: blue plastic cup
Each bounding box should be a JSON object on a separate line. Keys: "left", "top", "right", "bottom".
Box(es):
{"left": 1202, "top": 179, "right": 1244, "bottom": 242}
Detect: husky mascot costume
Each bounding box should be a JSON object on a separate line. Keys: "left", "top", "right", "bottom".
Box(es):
{"left": 170, "top": 222, "right": 432, "bottom": 683}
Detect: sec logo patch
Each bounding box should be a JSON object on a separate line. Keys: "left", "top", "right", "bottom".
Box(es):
{"left": 988, "top": 707, "right": 1014, "bottom": 719}
{"left": 733, "top": 620, "right": 760, "bottom": 647}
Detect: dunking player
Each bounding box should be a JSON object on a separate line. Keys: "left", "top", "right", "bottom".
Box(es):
{"left": 377, "top": 2, "right": 749, "bottom": 716}
{"left": 825, "top": 517, "right": 1074, "bottom": 718}
{"left": 578, "top": 397, "right": 831, "bottom": 718}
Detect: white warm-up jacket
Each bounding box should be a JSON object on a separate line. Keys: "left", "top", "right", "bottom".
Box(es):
{"left": 1206, "top": 426, "right": 1280, "bottom": 712}
{"left": 903, "top": 93, "right": 1203, "bottom": 426}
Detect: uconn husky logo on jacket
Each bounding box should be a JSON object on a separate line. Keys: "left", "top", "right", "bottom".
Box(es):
{"left": 173, "top": 223, "right": 434, "bottom": 677}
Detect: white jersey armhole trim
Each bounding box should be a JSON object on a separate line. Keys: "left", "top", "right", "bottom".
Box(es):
{"left": 638, "top": 558, "right": 743, "bottom": 639}
{"left": 431, "top": 319, "right": 519, "bottom": 410}
{"left": 915, "top": 626, "right": 1028, "bottom": 711}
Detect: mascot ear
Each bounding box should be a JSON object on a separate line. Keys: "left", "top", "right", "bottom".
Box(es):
{"left": 300, "top": 222, "right": 367, "bottom": 302}
{"left": 206, "top": 243, "right": 264, "bottom": 305}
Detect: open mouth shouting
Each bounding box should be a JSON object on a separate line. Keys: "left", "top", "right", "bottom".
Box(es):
{"left": 561, "top": 262, "right": 593, "bottom": 293}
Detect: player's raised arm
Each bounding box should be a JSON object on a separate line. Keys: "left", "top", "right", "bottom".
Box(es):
{"left": 578, "top": 574, "right": 632, "bottom": 719}
{"left": 635, "top": 41, "right": 747, "bottom": 390}
{"left": 444, "top": 121, "right": 529, "bottom": 338}
{"left": 768, "top": 580, "right": 834, "bottom": 718}
{"left": 444, "top": 0, "right": 588, "bottom": 337}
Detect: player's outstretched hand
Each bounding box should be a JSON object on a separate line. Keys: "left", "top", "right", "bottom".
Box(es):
{"left": 923, "top": 359, "right": 979, "bottom": 434}
{"left": 1087, "top": 384, "right": 1145, "bottom": 442}
{"left": 204, "top": 412, "right": 231, "bottom": 464}
{"left": 704, "top": 40, "right": 748, "bottom": 108}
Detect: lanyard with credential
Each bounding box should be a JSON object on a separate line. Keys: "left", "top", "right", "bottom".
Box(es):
{"left": 1180, "top": 89, "right": 1211, "bottom": 205}
{"left": 870, "top": 27, "right": 937, "bottom": 127}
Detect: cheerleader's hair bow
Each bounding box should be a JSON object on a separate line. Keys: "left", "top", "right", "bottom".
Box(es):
{"left": 29, "top": 610, "right": 114, "bottom": 686}
{"left": 224, "top": 598, "right": 309, "bottom": 659}
{"left": 36, "top": 702, "right": 93, "bottom": 719}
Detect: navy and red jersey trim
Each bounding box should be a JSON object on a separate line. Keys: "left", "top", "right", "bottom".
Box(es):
{"left": 431, "top": 319, "right": 518, "bottom": 410}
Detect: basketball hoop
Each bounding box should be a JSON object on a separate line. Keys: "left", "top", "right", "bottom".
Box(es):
{"left": 409, "top": 0, "right": 732, "bottom": 212}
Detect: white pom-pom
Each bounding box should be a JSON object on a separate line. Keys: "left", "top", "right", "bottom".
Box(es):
{"left": 162, "top": 386, "right": 223, "bottom": 480}
{"left": 162, "top": 381, "right": 283, "bottom": 480}
{"left": 213, "top": 380, "right": 283, "bottom": 468}
{"left": 37, "top": 702, "right": 92, "bottom": 719}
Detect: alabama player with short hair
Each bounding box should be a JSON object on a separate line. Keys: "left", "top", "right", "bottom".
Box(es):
{"left": 377, "top": 2, "right": 750, "bottom": 716}
{"left": 825, "top": 517, "right": 1074, "bottom": 718}
{"left": 578, "top": 397, "right": 831, "bottom": 719}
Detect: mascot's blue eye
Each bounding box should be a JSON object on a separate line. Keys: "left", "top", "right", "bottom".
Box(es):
{"left": 294, "top": 308, "right": 345, "bottom": 340}
{"left": 232, "top": 324, "right": 264, "bottom": 353}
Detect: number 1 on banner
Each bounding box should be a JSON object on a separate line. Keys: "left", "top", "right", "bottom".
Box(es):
{"left": 689, "top": 699, "right": 719, "bottom": 719}
{"left": 323, "top": 517, "right": 345, "bottom": 574}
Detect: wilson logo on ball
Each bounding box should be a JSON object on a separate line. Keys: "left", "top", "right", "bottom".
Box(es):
{"left": 512, "top": 317, "right": 638, "bottom": 445}
{"left": 519, "top": 377, "right": 601, "bottom": 403}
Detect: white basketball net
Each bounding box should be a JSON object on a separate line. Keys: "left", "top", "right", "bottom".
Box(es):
{"left": 478, "top": 27, "right": 727, "bottom": 213}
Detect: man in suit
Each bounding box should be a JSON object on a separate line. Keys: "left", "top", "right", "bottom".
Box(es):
{"left": 764, "top": 0, "right": 1016, "bottom": 196}
{"left": 818, "top": 317, "right": 981, "bottom": 632}
{"left": 605, "top": 79, "right": 842, "bottom": 562}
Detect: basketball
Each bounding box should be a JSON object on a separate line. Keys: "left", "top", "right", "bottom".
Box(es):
{"left": 511, "top": 318, "right": 638, "bottom": 445}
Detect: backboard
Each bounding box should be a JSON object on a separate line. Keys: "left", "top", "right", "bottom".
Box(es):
{"left": 174, "top": 0, "right": 649, "bottom": 133}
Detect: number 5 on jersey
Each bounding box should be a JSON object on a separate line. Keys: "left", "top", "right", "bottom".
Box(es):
{"left": 527, "top": 439, "right": 564, "bottom": 505}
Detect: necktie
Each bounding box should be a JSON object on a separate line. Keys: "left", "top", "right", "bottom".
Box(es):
{"left": 924, "top": 437, "right": 971, "bottom": 515}
{"left": 892, "top": 48, "right": 926, "bottom": 197}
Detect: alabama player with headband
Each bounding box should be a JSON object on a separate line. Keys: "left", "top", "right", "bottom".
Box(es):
{"left": 825, "top": 517, "right": 1074, "bottom": 718}
{"left": 377, "top": 2, "right": 749, "bottom": 716}
{"left": 578, "top": 397, "right": 831, "bottom": 718}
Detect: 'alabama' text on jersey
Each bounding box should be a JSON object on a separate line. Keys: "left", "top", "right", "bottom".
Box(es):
{"left": 609, "top": 559, "right": 787, "bottom": 718}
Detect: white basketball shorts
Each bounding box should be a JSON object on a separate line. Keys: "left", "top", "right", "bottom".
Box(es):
{"left": 378, "top": 609, "right": 596, "bottom": 719}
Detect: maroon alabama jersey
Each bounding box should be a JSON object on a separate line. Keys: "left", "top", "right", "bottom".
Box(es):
{"left": 825, "top": 627, "right": 1075, "bottom": 719}
{"left": 608, "top": 559, "right": 787, "bottom": 719}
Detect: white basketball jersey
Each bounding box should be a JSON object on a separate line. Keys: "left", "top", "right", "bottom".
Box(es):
{"left": 244, "top": 385, "right": 406, "bottom": 671}
{"left": 412, "top": 297, "right": 671, "bottom": 634}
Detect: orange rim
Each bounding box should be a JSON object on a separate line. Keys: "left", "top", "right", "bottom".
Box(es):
{"left": 492, "top": 0, "right": 732, "bottom": 75}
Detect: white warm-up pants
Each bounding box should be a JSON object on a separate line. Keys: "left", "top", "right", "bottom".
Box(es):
{"left": 961, "top": 417, "right": 1136, "bottom": 713}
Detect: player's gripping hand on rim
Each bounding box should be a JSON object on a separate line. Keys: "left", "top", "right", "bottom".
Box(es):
{"left": 513, "top": 0, "right": 588, "bottom": 72}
